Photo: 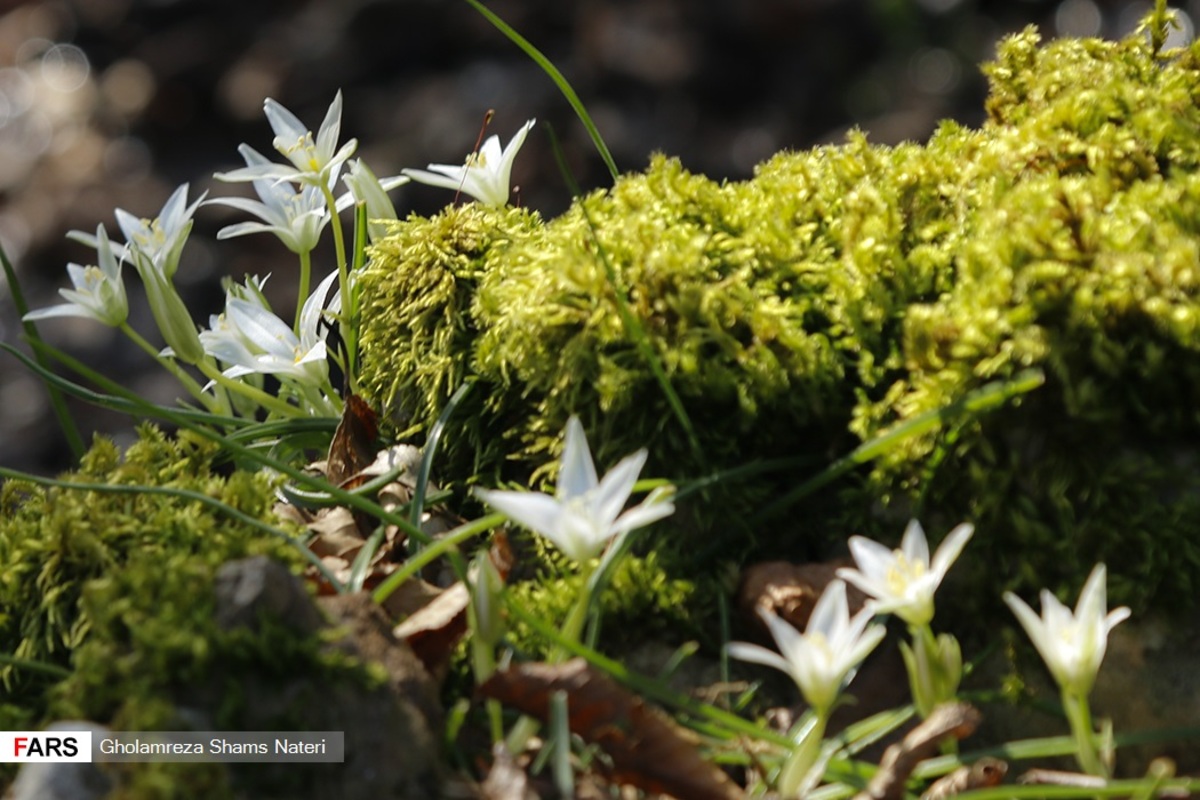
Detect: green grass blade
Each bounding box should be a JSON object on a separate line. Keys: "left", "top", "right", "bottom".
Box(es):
{"left": 14, "top": 342, "right": 436, "bottom": 550}
{"left": 463, "top": 0, "right": 619, "bottom": 180}
{"left": 410, "top": 380, "right": 474, "bottom": 537}
{"left": 2, "top": 343, "right": 248, "bottom": 431}
{"left": 754, "top": 368, "right": 1046, "bottom": 524}
{"left": 545, "top": 124, "right": 704, "bottom": 463}
{"left": 0, "top": 651, "right": 72, "bottom": 680}
{"left": 0, "top": 245, "right": 86, "bottom": 459}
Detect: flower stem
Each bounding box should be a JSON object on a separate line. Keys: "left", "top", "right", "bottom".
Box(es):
{"left": 196, "top": 361, "right": 304, "bottom": 419}
{"left": 294, "top": 248, "right": 312, "bottom": 336}
{"left": 120, "top": 322, "right": 225, "bottom": 413}
{"left": 1063, "top": 688, "right": 1108, "bottom": 777}
{"left": 778, "top": 710, "right": 829, "bottom": 798}
{"left": 321, "top": 184, "right": 356, "bottom": 387}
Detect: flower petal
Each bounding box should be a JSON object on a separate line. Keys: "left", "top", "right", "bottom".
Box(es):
{"left": 725, "top": 642, "right": 793, "bottom": 677}
{"left": 589, "top": 449, "right": 647, "bottom": 527}
{"left": 473, "top": 489, "right": 562, "bottom": 541}
{"left": 900, "top": 519, "right": 931, "bottom": 567}
{"left": 555, "top": 417, "right": 598, "bottom": 500}
{"left": 931, "top": 523, "right": 974, "bottom": 579}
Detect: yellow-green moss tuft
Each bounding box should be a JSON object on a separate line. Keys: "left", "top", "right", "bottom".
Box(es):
{"left": 355, "top": 17, "right": 1200, "bottom": 615}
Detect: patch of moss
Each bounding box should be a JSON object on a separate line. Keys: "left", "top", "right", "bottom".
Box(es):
{"left": 0, "top": 426, "right": 294, "bottom": 696}
{"left": 0, "top": 426, "right": 381, "bottom": 798}
{"left": 356, "top": 16, "right": 1200, "bottom": 616}
{"left": 506, "top": 549, "right": 700, "bottom": 660}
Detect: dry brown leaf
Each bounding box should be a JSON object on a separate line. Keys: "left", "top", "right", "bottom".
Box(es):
{"left": 393, "top": 582, "right": 471, "bottom": 679}
{"left": 921, "top": 758, "right": 1007, "bottom": 800}
{"left": 480, "top": 743, "right": 537, "bottom": 800}
{"left": 737, "top": 559, "right": 866, "bottom": 633}
{"left": 854, "top": 702, "right": 982, "bottom": 800}
{"left": 479, "top": 658, "right": 744, "bottom": 800}
{"left": 306, "top": 507, "right": 366, "bottom": 558}
{"left": 326, "top": 393, "right": 379, "bottom": 486}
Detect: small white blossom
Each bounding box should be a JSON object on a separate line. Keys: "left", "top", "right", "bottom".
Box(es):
{"left": 1004, "top": 563, "right": 1130, "bottom": 697}
{"left": 727, "top": 580, "right": 886, "bottom": 714}
{"left": 474, "top": 415, "right": 674, "bottom": 563}
{"left": 207, "top": 145, "right": 333, "bottom": 254}
{"left": 403, "top": 118, "right": 535, "bottom": 207}
{"left": 837, "top": 520, "right": 974, "bottom": 627}
{"left": 101, "top": 184, "right": 205, "bottom": 362}
{"left": 200, "top": 270, "right": 337, "bottom": 388}
{"left": 215, "top": 91, "right": 357, "bottom": 188}
{"left": 112, "top": 183, "right": 206, "bottom": 280}
{"left": 25, "top": 225, "right": 127, "bottom": 327}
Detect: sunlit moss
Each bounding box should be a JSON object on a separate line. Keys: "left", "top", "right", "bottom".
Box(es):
{"left": 356, "top": 17, "right": 1200, "bottom": 615}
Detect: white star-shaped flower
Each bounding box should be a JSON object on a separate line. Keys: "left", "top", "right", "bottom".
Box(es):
{"left": 474, "top": 415, "right": 674, "bottom": 563}
{"left": 403, "top": 118, "right": 535, "bottom": 207}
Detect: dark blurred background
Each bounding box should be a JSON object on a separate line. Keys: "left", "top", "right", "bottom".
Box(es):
{"left": 1, "top": 0, "right": 1195, "bottom": 475}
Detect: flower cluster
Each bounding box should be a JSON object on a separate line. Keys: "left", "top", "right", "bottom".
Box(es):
{"left": 26, "top": 92, "right": 536, "bottom": 419}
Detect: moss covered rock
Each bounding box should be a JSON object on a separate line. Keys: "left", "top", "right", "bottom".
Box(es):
{"left": 0, "top": 427, "right": 439, "bottom": 798}
{"left": 356, "top": 18, "right": 1200, "bottom": 617}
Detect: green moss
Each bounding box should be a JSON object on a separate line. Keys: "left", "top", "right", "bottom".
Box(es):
{"left": 357, "top": 16, "right": 1200, "bottom": 616}
{"left": 0, "top": 426, "right": 380, "bottom": 798}
{"left": 506, "top": 550, "right": 700, "bottom": 659}
{"left": 0, "top": 426, "right": 293, "bottom": 696}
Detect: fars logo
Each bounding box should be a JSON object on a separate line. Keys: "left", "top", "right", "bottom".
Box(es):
{"left": 0, "top": 731, "right": 93, "bottom": 762}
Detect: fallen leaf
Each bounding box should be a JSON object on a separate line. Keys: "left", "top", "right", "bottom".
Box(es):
{"left": 480, "top": 743, "right": 537, "bottom": 800}
{"left": 737, "top": 559, "right": 866, "bottom": 633}
{"left": 393, "top": 582, "right": 471, "bottom": 680}
{"left": 853, "top": 702, "right": 982, "bottom": 800}
{"left": 921, "top": 758, "right": 1007, "bottom": 799}
{"left": 326, "top": 393, "right": 379, "bottom": 486}
{"left": 480, "top": 658, "right": 743, "bottom": 800}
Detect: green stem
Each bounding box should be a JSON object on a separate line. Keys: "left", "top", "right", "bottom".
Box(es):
{"left": 294, "top": 248, "right": 313, "bottom": 336}
{"left": 778, "top": 710, "right": 829, "bottom": 798}
{"left": 120, "top": 322, "right": 224, "bottom": 413}
{"left": 196, "top": 361, "right": 304, "bottom": 419}
{"left": 1063, "top": 688, "right": 1108, "bottom": 777}
{"left": 322, "top": 184, "right": 356, "bottom": 386}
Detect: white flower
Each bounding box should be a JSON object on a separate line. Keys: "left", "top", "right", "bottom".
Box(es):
{"left": 473, "top": 415, "right": 674, "bottom": 563}
{"left": 837, "top": 520, "right": 974, "bottom": 627}
{"left": 25, "top": 225, "right": 127, "bottom": 327}
{"left": 727, "top": 580, "right": 886, "bottom": 714}
{"left": 403, "top": 118, "right": 535, "bottom": 207}
{"left": 215, "top": 91, "right": 357, "bottom": 188}
{"left": 113, "top": 183, "right": 205, "bottom": 280}
{"left": 340, "top": 159, "right": 409, "bottom": 243}
{"left": 1004, "top": 563, "right": 1131, "bottom": 696}
{"left": 200, "top": 270, "right": 337, "bottom": 387}
{"left": 206, "top": 145, "right": 333, "bottom": 254}
{"left": 98, "top": 184, "right": 206, "bottom": 363}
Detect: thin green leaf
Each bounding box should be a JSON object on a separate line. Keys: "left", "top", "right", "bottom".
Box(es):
{"left": 410, "top": 380, "right": 474, "bottom": 538}
{"left": 371, "top": 512, "right": 505, "bottom": 605}
{"left": 0, "top": 651, "right": 72, "bottom": 680}
{"left": 546, "top": 123, "right": 704, "bottom": 464}
{"left": 754, "top": 369, "right": 1046, "bottom": 524}
{"left": 16, "top": 340, "right": 436, "bottom": 550}
{"left": 463, "top": 0, "right": 618, "bottom": 180}
{"left": 0, "top": 244, "right": 85, "bottom": 458}
{"left": 2, "top": 343, "right": 248, "bottom": 430}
